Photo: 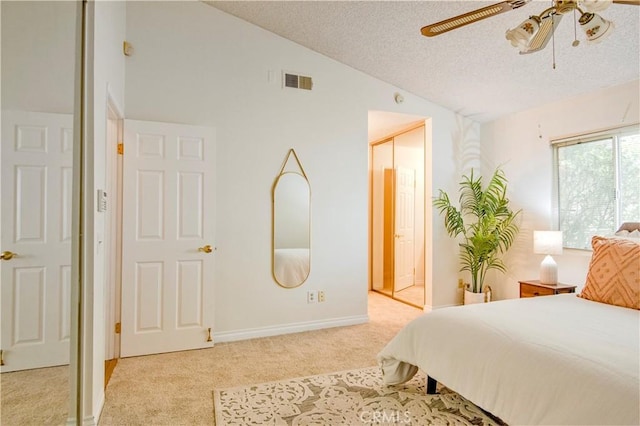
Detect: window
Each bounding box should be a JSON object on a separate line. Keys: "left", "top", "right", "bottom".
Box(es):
{"left": 553, "top": 125, "right": 640, "bottom": 249}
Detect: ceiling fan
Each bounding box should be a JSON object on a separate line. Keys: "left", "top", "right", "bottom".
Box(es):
{"left": 421, "top": 0, "right": 640, "bottom": 54}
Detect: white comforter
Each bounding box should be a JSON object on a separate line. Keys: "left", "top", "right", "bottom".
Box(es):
{"left": 377, "top": 294, "right": 640, "bottom": 425}
{"left": 273, "top": 248, "right": 309, "bottom": 287}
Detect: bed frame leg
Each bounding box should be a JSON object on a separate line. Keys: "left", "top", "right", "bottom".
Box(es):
{"left": 426, "top": 375, "right": 437, "bottom": 394}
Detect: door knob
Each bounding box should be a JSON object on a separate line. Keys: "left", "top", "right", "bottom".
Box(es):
{"left": 0, "top": 251, "right": 18, "bottom": 261}
{"left": 198, "top": 245, "right": 213, "bottom": 254}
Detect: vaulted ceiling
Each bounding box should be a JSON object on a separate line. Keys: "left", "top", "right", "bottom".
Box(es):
{"left": 206, "top": 1, "right": 640, "bottom": 123}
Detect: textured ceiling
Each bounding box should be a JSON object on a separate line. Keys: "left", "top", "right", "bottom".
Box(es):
{"left": 206, "top": 1, "right": 640, "bottom": 124}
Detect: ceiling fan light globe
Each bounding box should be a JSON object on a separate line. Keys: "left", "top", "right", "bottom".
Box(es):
{"left": 579, "top": 0, "right": 613, "bottom": 13}
{"left": 505, "top": 28, "right": 525, "bottom": 48}
{"left": 579, "top": 12, "right": 615, "bottom": 43}
{"left": 506, "top": 16, "right": 541, "bottom": 50}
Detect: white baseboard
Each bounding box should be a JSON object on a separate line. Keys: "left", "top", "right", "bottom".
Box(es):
{"left": 424, "top": 302, "right": 460, "bottom": 312}
{"left": 65, "top": 415, "right": 98, "bottom": 426}
{"left": 93, "top": 392, "right": 105, "bottom": 426}
{"left": 213, "top": 315, "right": 369, "bottom": 343}
{"left": 84, "top": 415, "right": 98, "bottom": 426}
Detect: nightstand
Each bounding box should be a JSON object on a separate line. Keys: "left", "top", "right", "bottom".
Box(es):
{"left": 519, "top": 280, "right": 577, "bottom": 298}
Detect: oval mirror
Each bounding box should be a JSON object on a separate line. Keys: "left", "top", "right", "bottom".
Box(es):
{"left": 272, "top": 150, "right": 311, "bottom": 288}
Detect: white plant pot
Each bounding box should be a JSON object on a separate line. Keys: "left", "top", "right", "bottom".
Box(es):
{"left": 464, "top": 289, "right": 487, "bottom": 305}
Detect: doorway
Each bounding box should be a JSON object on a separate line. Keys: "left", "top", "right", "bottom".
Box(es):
{"left": 370, "top": 123, "right": 426, "bottom": 308}
{"left": 104, "top": 99, "right": 123, "bottom": 388}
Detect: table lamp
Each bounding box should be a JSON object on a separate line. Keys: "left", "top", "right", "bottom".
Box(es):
{"left": 533, "top": 231, "right": 563, "bottom": 285}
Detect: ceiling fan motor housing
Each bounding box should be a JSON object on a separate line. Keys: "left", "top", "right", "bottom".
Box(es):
{"left": 555, "top": 0, "right": 580, "bottom": 14}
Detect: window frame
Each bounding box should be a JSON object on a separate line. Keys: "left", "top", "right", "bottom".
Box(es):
{"left": 552, "top": 124, "right": 640, "bottom": 250}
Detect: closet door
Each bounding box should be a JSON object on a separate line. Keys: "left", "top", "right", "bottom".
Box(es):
{"left": 370, "top": 124, "right": 426, "bottom": 308}
{"left": 394, "top": 166, "right": 416, "bottom": 291}
{"left": 371, "top": 140, "right": 393, "bottom": 293}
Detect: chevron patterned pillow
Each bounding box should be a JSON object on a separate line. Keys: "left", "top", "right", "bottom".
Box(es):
{"left": 579, "top": 236, "right": 640, "bottom": 310}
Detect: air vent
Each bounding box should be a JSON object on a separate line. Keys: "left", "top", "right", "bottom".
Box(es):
{"left": 283, "top": 72, "right": 313, "bottom": 90}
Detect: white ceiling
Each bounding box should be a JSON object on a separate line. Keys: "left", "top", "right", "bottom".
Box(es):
{"left": 205, "top": 0, "right": 640, "bottom": 125}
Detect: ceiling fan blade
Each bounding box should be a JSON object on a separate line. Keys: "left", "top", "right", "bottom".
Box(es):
{"left": 518, "top": 14, "right": 563, "bottom": 54}
{"left": 612, "top": 0, "right": 640, "bottom": 5}
{"left": 421, "top": 0, "right": 531, "bottom": 37}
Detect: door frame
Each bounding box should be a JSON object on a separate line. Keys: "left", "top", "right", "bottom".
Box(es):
{"left": 104, "top": 93, "right": 124, "bottom": 364}
{"left": 368, "top": 120, "right": 428, "bottom": 309}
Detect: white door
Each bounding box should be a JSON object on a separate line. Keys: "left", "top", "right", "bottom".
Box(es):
{"left": 394, "top": 166, "right": 415, "bottom": 291}
{"left": 1, "top": 111, "right": 73, "bottom": 372}
{"left": 121, "top": 120, "right": 216, "bottom": 358}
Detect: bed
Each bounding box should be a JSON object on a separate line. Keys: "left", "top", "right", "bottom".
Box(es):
{"left": 273, "top": 248, "right": 310, "bottom": 287}
{"left": 377, "top": 235, "right": 640, "bottom": 425}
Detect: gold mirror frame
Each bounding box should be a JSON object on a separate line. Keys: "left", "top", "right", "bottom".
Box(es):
{"left": 272, "top": 149, "right": 311, "bottom": 288}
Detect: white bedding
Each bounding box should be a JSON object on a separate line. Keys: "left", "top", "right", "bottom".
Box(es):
{"left": 377, "top": 294, "right": 640, "bottom": 425}
{"left": 274, "top": 248, "right": 309, "bottom": 287}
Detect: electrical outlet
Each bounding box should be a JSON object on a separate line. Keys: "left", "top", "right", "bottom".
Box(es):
{"left": 318, "top": 291, "right": 325, "bottom": 302}
{"left": 307, "top": 290, "right": 317, "bottom": 304}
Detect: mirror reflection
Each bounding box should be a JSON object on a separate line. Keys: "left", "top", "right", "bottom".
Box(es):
{"left": 371, "top": 124, "right": 426, "bottom": 308}
{"left": 1, "top": 1, "right": 78, "bottom": 422}
{"left": 272, "top": 150, "right": 311, "bottom": 288}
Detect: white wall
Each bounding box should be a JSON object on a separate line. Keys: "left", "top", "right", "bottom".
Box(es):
{"left": 431, "top": 116, "right": 482, "bottom": 307}
{"left": 480, "top": 79, "right": 640, "bottom": 300}
{"left": 124, "top": 1, "right": 465, "bottom": 333}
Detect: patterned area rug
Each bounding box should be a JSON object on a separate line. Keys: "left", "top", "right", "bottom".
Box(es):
{"left": 213, "top": 366, "right": 505, "bottom": 425}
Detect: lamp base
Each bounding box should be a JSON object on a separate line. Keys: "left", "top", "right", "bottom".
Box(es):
{"left": 540, "top": 255, "right": 558, "bottom": 285}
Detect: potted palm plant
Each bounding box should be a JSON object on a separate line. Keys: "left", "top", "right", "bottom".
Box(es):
{"left": 434, "top": 168, "right": 521, "bottom": 304}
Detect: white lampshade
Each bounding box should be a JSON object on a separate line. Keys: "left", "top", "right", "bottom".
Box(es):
{"left": 506, "top": 16, "right": 541, "bottom": 50}
{"left": 534, "top": 231, "right": 563, "bottom": 285}
{"left": 533, "top": 231, "right": 563, "bottom": 255}
{"left": 579, "top": 12, "right": 615, "bottom": 43}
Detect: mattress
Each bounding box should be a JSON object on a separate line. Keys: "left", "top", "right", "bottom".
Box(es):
{"left": 377, "top": 294, "right": 640, "bottom": 425}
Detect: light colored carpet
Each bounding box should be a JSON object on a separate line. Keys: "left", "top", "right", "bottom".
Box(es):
{"left": 1, "top": 292, "right": 423, "bottom": 425}
{"left": 100, "top": 291, "right": 422, "bottom": 424}
{"left": 0, "top": 364, "right": 69, "bottom": 425}
{"left": 213, "top": 366, "right": 505, "bottom": 426}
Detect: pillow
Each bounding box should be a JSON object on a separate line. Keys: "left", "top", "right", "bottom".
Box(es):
{"left": 579, "top": 236, "right": 640, "bottom": 310}
{"left": 614, "top": 229, "right": 640, "bottom": 240}
{"left": 616, "top": 222, "right": 640, "bottom": 233}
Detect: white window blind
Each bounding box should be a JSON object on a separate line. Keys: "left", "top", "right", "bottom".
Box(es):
{"left": 553, "top": 125, "right": 640, "bottom": 249}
